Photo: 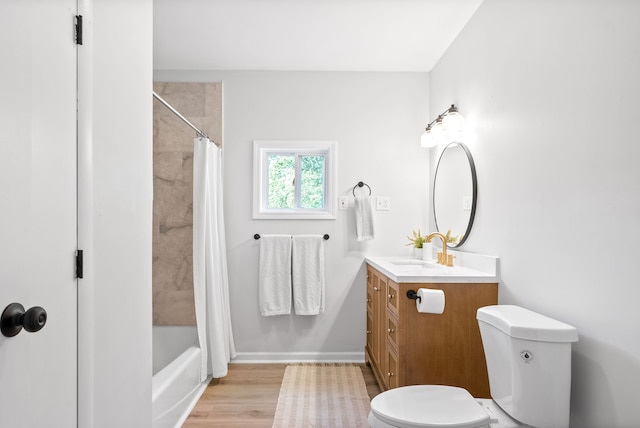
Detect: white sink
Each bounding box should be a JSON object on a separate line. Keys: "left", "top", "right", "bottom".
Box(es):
{"left": 389, "top": 259, "right": 424, "bottom": 265}
{"left": 389, "top": 260, "right": 443, "bottom": 269}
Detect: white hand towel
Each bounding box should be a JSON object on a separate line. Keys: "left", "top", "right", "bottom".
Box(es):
{"left": 259, "top": 234, "right": 292, "bottom": 316}
{"left": 292, "top": 235, "right": 325, "bottom": 315}
{"left": 355, "top": 196, "right": 375, "bottom": 241}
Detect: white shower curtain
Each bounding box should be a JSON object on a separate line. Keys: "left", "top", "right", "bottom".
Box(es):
{"left": 193, "top": 137, "right": 236, "bottom": 381}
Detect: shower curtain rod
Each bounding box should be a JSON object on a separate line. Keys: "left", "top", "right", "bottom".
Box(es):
{"left": 152, "top": 91, "right": 219, "bottom": 147}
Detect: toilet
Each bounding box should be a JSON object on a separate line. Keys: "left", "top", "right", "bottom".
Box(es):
{"left": 368, "top": 305, "right": 579, "bottom": 428}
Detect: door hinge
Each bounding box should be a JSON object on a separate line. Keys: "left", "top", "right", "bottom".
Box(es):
{"left": 75, "top": 15, "right": 83, "bottom": 45}
{"left": 76, "top": 250, "right": 84, "bottom": 279}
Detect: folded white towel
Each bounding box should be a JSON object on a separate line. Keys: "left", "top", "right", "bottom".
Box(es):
{"left": 355, "top": 196, "right": 375, "bottom": 241}
{"left": 259, "top": 235, "right": 292, "bottom": 316}
{"left": 291, "top": 235, "right": 325, "bottom": 315}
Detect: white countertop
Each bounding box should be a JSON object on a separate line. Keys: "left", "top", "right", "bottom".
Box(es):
{"left": 366, "top": 252, "right": 499, "bottom": 283}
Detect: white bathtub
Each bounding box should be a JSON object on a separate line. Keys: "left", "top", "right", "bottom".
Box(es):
{"left": 152, "top": 326, "right": 210, "bottom": 428}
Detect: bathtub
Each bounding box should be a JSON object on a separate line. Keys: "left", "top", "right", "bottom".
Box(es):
{"left": 152, "top": 326, "right": 210, "bottom": 428}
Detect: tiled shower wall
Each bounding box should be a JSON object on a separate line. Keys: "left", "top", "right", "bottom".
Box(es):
{"left": 152, "top": 82, "right": 222, "bottom": 325}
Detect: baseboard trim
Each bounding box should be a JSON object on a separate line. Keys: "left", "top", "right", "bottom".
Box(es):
{"left": 231, "top": 352, "right": 365, "bottom": 364}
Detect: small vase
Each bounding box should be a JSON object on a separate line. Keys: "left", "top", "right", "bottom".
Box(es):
{"left": 413, "top": 248, "right": 423, "bottom": 260}
{"left": 422, "top": 245, "right": 432, "bottom": 261}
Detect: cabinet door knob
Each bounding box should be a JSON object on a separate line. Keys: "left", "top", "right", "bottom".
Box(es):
{"left": 366, "top": 330, "right": 372, "bottom": 334}
{"left": 387, "top": 372, "right": 394, "bottom": 377}
{"left": 373, "top": 287, "right": 379, "bottom": 291}
{"left": 388, "top": 294, "right": 394, "bottom": 299}
{"left": 387, "top": 328, "right": 394, "bottom": 333}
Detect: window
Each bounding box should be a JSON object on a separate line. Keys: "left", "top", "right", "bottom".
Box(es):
{"left": 253, "top": 141, "right": 336, "bottom": 219}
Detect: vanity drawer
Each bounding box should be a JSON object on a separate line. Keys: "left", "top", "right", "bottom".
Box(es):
{"left": 386, "top": 311, "right": 399, "bottom": 352}
{"left": 386, "top": 280, "right": 399, "bottom": 316}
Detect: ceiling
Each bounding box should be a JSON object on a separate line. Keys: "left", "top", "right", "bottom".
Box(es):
{"left": 153, "top": 0, "right": 483, "bottom": 72}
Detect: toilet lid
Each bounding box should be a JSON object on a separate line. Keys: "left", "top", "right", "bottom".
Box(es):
{"left": 370, "top": 385, "right": 490, "bottom": 428}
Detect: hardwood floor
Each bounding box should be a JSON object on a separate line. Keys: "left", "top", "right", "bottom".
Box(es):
{"left": 183, "top": 363, "right": 381, "bottom": 427}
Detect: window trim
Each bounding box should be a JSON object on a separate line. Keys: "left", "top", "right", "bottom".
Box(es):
{"left": 253, "top": 140, "right": 337, "bottom": 220}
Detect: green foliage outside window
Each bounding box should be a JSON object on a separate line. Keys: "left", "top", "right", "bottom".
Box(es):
{"left": 300, "top": 156, "right": 325, "bottom": 209}
{"left": 267, "top": 154, "right": 325, "bottom": 209}
{"left": 267, "top": 155, "right": 295, "bottom": 208}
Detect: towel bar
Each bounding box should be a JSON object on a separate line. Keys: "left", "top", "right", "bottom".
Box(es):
{"left": 254, "top": 234, "right": 330, "bottom": 240}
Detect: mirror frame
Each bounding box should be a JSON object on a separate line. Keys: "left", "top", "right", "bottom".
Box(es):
{"left": 433, "top": 142, "right": 477, "bottom": 248}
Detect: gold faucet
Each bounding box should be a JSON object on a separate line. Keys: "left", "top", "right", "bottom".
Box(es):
{"left": 425, "top": 232, "right": 454, "bottom": 266}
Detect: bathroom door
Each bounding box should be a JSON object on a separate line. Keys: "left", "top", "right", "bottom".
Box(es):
{"left": 0, "top": 1, "right": 78, "bottom": 426}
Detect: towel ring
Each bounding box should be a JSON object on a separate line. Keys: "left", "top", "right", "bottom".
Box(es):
{"left": 352, "top": 181, "right": 372, "bottom": 197}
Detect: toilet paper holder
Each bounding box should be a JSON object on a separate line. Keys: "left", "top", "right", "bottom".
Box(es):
{"left": 406, "top": 289, "right": 421, "bottom": 303}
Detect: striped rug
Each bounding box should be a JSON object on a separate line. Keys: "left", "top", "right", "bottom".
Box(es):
{"left": 272, "top": 364, "right": 371, "bottom": 428}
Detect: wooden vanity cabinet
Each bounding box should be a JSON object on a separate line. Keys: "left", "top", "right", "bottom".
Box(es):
{"left": 365, "top": 264, "right": 498, "bottom": 397}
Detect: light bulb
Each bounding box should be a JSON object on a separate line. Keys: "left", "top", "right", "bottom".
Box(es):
{"left": 420, "top": 127, "right": 436, "bottom": 148}
{"left": 430, "top": 117, "right": 444, "bottom": 146}
{"left": 442, "top": 106, "right": 465, "bottom": 142}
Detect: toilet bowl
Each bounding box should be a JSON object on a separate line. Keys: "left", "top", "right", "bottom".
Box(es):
{"left": 367, "top": 305, "right": 578, "bottom": 428}
{"left": 368, "top": 385, "right": 521, "bottom": 428}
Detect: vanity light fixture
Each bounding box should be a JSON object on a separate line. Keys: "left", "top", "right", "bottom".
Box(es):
{"left": 420, "top": 104, "right": 465, "bottom": 148}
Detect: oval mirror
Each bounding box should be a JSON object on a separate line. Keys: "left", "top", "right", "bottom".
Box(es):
{"left": 433, "top": 142, "right": 477, "bottom": 248}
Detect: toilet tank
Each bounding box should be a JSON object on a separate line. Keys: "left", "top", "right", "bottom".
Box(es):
{"left": 476, "top": 305, "right": 578, "bottom": 428}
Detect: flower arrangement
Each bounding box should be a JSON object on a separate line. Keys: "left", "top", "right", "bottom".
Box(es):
{"left": 406, "top": 229, "right": 426, "bottom": 249}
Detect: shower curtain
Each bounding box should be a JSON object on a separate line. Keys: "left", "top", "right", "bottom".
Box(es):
{"left": 192, "top": 137, "right": 236, "bottom": 381}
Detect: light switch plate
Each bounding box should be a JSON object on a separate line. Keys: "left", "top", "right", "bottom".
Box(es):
{"left": 376, "top": 196, "right": 391, "bottom": 211}
{"left": 339, "top": 196, "right": 348, "bottom": 210}
{"left": 462, "top": 196, "right": 473, "bottom": 211}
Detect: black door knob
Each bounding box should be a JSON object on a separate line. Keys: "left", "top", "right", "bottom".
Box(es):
{"left": 1, "top": 303, "right": 47, "bottom": 337}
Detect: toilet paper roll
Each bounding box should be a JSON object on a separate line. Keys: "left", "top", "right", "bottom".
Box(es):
{"left": 416, "top": 288, "right": 445, "bottom": 314}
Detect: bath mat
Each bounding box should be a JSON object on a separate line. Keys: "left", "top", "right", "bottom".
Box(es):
{"left": 272, "top": 364, "right": 371, "bottom": 428}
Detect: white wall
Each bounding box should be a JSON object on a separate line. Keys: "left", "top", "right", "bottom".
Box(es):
{"left": 79, "top": 1, "right": 153, "bottom": 426}
{"left": 154, "top": 70, "right": 429, "bottom": 359}
{"left": 429, "top": 1, "right": 640, "bottom": 426}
